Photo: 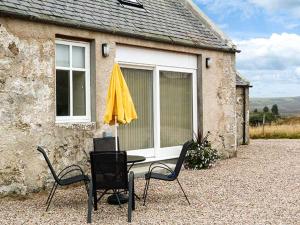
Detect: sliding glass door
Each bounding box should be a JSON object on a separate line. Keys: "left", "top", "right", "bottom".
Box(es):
{"left": 118, "top": 65, "right": 197, "bottom": 159}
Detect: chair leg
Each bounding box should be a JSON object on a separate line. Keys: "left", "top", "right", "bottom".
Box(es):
{"left": 113, "top": 190, "right": 122, "bottom": 208}
{"left": 176, "top": 178, "right": 190, "bottom": 205}
{"left": 84, "top": 180, "right": 89, "bottom": 196}
{"left": 87, "top": 180, "right": 93, "bottom": 223}
{"left": 97, "top": 190, "right": 108, "bottom": 203}
{"left": 142, "top": 178, "right": 149, "bottom": 199}
{"left": 46, "top": 183, "right": 58, "bottom": 211}
{"left": 128, "top": 172, "right": 134, "bottom": 222}
{"left": 132, "top": 179, "right": 135, "bottom": 211}
{"left": 46, "top": 182, "right": 56, "bottom": 205}
{"left": 143, "top": 179, "right": 150, "bottom": 206}
{"left": 142, "top": 181, "right": 146, "bottom": 199}
{"left": 93, "top": 191, "right": 97, "bottom": 211}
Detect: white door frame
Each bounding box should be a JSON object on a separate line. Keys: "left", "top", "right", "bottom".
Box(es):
{"left": 116, "top": 45, "right": 198, "bottom": 160}
{"left": 155, "top": 66, "right": 197, "bottom": 159}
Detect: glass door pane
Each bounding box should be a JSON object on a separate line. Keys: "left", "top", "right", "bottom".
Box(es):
{"left": 118, "top": 68, "right": 154, "bottom": 151}
{"left": 73, "top": 71, "right": 86, "bottom": 116}
{"left": 56, "top": 70, "right": 70, "bottom": 116}
{"left": 160, "top": 71, "right": 193, "bottom": 148}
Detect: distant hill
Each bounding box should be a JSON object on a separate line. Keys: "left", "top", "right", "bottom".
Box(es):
{"left": 250, "top": 96, "right": 300, "bottom": 117}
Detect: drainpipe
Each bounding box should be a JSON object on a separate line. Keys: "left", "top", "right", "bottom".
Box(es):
{"left": 242, "top": 87, "right": 247, "bottom": 145}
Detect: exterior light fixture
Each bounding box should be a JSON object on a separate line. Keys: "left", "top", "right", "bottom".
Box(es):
{"left": 102, "top": 43, "right": 110, "bottom": 57}
{"left": 206, "top": 57, "right": 212, "bottom": 68}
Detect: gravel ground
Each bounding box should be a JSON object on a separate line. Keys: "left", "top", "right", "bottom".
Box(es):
{"left": 0, "top": 140, "right": 299, "bottom": 225}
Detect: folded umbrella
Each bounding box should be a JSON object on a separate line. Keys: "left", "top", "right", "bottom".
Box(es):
{"left": 103, "top": 63, "right": 137, "bottom": 150}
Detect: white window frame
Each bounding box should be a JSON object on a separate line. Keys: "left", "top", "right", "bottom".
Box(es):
{"left": 119, "top": 63, "right": 197, "bottom": 160}
{"left": 55, "top": 39, "right": 91, "bottom": 123}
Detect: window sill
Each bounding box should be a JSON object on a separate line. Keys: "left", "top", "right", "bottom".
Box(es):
{"left": 55, "top": 122, "right": 96, "bottom": 130}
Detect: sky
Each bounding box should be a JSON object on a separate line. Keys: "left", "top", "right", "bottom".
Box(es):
{"left": 194, "top": 0, "right": 300, "bottom": 98}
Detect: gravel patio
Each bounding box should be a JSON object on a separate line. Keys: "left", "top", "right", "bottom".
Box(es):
{"left": 0, "top": 140, "right": 299, "bottom": 225}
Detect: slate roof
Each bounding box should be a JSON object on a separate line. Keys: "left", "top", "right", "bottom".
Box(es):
{"left": 236, "top": 72, "right": 251, "bottom": 87}
{"left": 0, "top": 0, "right": 235, "bottom": 52}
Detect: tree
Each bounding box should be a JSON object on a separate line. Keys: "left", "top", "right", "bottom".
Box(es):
{"left": 253, "top": 108, "right": 258, "bottom": 113}
{"left": 271, "top": 104, "right": 279, "bottom": 115}
{"left": 263, "top": 106, "right": 269, "bottom": 113}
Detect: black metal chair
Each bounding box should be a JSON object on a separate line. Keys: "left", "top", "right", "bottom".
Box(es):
{"left": 37, "top": 146, "right": 90, "bottom": 211}
{"left": 93, "top": 136, "right": 130, "bottom": 205}
{"left": 93, "top": 137, "right": 120, "bottom": 152}
{"left": 142, "top": 140, "right": 193, "bottom": 206}
{"left": 87, "top": 151, "right": 135, "bottom": 223}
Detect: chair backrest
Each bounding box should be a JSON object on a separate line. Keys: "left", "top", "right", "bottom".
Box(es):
{"left": 93, "top": 137, "right": 120, "bottom": 152}
{"left": 173, "top": 140, "right": 193, "bottom": 178}
{"left": 37, "top": 146, "right": 59, "bottom": 182}
{"left": 90, "top": 151, "right": 128, "bottom": 190}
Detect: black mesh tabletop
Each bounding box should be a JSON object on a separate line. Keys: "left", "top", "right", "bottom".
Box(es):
{"left": 127, "top": 155, "right": 146, "bottom": 164}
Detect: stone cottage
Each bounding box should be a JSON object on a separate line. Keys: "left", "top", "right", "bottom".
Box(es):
{"left": 0, "top": 0, "right": 243, "bottom": 195}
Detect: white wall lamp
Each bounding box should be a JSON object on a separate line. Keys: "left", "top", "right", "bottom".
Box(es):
{"left": 102, "top": 43, "right": 110, "bottom": 57}
{"left": 206, "top": 57, "right": 212, "bottom": 68}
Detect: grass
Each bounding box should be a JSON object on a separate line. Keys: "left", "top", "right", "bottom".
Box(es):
{"left": 250, "top": 116, "right": 300, "bottom": 139}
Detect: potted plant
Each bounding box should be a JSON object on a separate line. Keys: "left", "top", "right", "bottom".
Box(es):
{"left": 185, "top": 130, "right": 219, "bottom": 169}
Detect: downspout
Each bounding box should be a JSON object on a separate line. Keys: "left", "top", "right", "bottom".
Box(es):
{"left": 242, "top": 87, "right": 247, "bottom": 145}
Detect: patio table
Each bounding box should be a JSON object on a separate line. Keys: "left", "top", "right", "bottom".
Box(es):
{"left": 107, "top": 155, "right": 145, "bottom": 205}
{"left": 127, "top": 155, "right": 146, "bottom": 171}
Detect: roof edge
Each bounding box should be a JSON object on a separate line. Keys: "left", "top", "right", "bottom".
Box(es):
{"left": 0, "top": 10, "right": 237, "bottom": 53}
{"left": 183, "top": 0, "right": 241, "bottom": 53}
{"left": 236, "top": 71, "right": 252, "bottom": 87}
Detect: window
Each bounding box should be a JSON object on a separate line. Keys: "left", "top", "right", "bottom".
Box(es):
{"left": 55, "top": 40, "right": 90, "bottom": 123}
{"left": 118, "top": 0, "right": 143, "bottom": 8}
{"left": 118, "top": 68, "right": 154, "bottom": 151}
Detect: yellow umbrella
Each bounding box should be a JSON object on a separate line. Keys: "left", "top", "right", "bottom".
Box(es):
{"left": 103, "top": 64, "right": 137, "bottom": 150}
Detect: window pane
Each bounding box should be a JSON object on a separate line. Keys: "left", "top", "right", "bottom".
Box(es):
{"left": 56, "top": 44, "right": 70, "bottom": 67}
{"left": 72, "top": 46, "right": 85, "bottom": 68}
{"left": 118, "top": 68, "right": 154, "bottom": 151}
{"left": 73, "top": 71, "right": 86, "bottom": 116}
{"left": 56, "top": 70, "right": 70, "bottom": 116}
{"left": 160, "top": 71, "right": 193, "bottom": 148}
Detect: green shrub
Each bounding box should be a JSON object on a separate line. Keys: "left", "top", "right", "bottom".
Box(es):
{"left": 250, "top": 112, "right": 278, "bottom": 126}
{"left": 185, "top": 131, "right": 219, "bottom": 169}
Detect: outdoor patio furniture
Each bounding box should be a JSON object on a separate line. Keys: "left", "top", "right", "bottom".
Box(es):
{"left": 37, "top": 146, "right": 89, "bottom": 211}
{"left": 142, "top": 140, "right": 193, "bottom": 206}
{"left": 127, "top": 155, "right": 146, "bottom": 171}
{"left": 87, "top": 151, "right": 135, "bottom": 223}
{"left": 93, "top": 137, "right": 120, "bottom": 152}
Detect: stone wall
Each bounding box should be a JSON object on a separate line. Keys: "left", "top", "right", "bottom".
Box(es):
{"left": 0, "top": 17, "right": 237, "bottom": 195}
{"left": 200, "top": 51, "right": 237, "bottom": 158}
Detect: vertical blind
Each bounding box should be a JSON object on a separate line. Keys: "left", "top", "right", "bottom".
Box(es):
{"left": 118, "top": 68, "right": 154, "bottom": 151}
{"left": 160, "top": 71, "right": 193, "bottom": 148}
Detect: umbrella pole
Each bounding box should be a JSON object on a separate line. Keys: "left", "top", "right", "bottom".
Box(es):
{"left": 115, "top": 116, "right": 118, "bottom": 151}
